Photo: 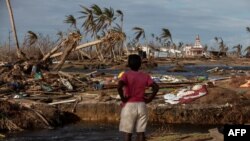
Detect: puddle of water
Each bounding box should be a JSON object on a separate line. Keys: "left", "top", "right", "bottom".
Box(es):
{"left": 4, "top": 122, "right": 218, "bottom": 141}
{"left": 63, "top": 65, "right": 250, "bottom": 78}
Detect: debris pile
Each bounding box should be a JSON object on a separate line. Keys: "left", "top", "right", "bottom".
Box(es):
{"left": 0, "top": 61, "right": 91, "bottom": 103}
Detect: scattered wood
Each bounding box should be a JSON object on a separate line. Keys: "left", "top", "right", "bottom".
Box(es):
{"left": 42, "top": 39, "right": 66, "bottom": 62}
{"left": 29, "top": 108, "right": 54, "bottom": 129}
{"left": 58, "top": 71, "right": 87, "bottom": 85}
{"left": 48, "top": 99, "right": 77, "bottom": 105}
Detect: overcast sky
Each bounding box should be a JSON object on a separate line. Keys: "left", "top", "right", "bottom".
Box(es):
{"left": 1, "top": 0, "right": 250, "bottom": 48}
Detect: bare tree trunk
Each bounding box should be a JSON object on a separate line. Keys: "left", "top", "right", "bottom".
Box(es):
{"left": 50, "top": 39, "right": 102, "bottom": 58}
{"left": 6, "top": 0, "right": 26, "bottom": 59}
{"left": 42, "top": 39, "right": 65, "bottom": 62}
{"left": 54, "top": 42, "right": 77, "bottom": 71}
{"left": 78, "top": 50, "right": 91, "bottom": 59}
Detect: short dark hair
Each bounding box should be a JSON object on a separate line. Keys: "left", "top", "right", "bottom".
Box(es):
{"left": 128, "top": 54, "right": 141, "bottom": 71}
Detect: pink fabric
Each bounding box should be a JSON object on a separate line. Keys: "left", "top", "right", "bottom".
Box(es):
{"left": 179, "top": 85, "right": 208, "bottom": 104}
{"left": 120, "top": 70, "right": 154, "bottom": 102}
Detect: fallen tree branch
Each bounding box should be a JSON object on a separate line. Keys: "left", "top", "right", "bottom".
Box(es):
{"left": 42, "top": 39, "right": 66, "bottom": 62}
{"left": 50, "top": 39, "right": 103, "bottom": 58}
{"left": 48, "top": 99, "right": 77, "bottom": 105}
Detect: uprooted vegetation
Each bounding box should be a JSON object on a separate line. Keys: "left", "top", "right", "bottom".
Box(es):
{"left": 0, "top": 29, "right": 126, "bottom": 132}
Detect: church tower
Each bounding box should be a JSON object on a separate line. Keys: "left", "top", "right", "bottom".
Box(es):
{"left": 194, "top": 35, "right": 202, "bottom": 48}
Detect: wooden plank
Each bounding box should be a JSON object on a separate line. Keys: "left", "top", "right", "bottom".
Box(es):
{"left": 48, "top": 99, "right": 77, "bottom": 105}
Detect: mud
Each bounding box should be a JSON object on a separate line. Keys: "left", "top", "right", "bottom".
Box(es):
{"left": 0, "top": 100, "right": 80, "bottom": 131}
{"left": 59, "top": 99, "right": 250, "bottom": 125}
{"left": 58, "top": 76, "right": 250, "bottom": 125}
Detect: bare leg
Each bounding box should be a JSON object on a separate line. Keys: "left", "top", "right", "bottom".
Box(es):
{"left": 136, "top": 132, "right": 145, "bottom": 141}
{"left": 124, "top": 133, "right": 132, "bottom": 141}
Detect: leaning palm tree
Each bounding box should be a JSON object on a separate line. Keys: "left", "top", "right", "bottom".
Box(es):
{"left": 133, "top": 26, "right": 146, "bottom": 51}
{"left": 214, "top": 36, "right": 226, "bottom": 52}
{"left": 132, "top": 27, "right": 145, "bottom": 42}
{"left": 64, "top": 15, "right": 77, "bottom": 29}
{"left": 91, "top": 5, "right": 117, "bottom": 60}
{"left": 6, "top": 0, "right": 26, "bottom": 59}
{"left": 79, "top": 5, "right": 103, "bottom": 61}
{"left": 79, "top": 5, "right": 96, "bottom": 36}
{"left": 26, "top": 31, "right": 45, "bottom": 57}
{"left": 27, "top": 31, "right": 38, "bottom": 46}
{"left": 133, "top": 26, "right": 151, "bottom": 57}
{"left": 233, "top": 44, "right": 242, "bottom": 57}
{"left": 161, "top": 28, "right": 172, "bottom": 43}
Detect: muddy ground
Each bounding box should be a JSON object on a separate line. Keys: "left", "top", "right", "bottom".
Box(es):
{"left": 0, "top": 100, "right": 80, "bottom": 132}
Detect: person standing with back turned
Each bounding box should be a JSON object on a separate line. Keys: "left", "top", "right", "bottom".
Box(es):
{"left": 117, "top": 54, "right": 159, "bottom": 141}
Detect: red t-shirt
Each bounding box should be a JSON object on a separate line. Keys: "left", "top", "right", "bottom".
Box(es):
{"left": 120, "top": 70, "right": 154, "bottom": 102}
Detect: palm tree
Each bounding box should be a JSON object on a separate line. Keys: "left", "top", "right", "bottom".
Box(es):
{"left": 103, "top": 7, "right": 115, "bottom": 30}
{"left": 246, "top": 27, "right": 250, "bottom": 33}
{"left": 133, "top": 26, "right": 152, "bottom": 57}
{"left": 79, "top": 5, "right": 104, "bottom": 61}
{"left": 79, "top": 5, "right": 96, "bottom": 36}
{"left": 100, "top": 7, "right": 117, "bottom": 61}
{"left": 90, "top": 4, "right": 103, "bottom": 33}
{"left": 90, "top": 5, "right": 115, "bottom": 32}
{"left": 233, "top": 44, "right": 242, "bottom": 57}
{"left": 203, "top": 44, "right": 208, "bottom": 57}
{"left": 116, "top": 10, "right": 123, "bottom": 30}
{"left": 178, "top": 42, "right": 183, "bottom": 50}
{"left": 79, "top": 5, "right": 124, "bottom": 61}
{"left": 161, "top": 28, "right": 172, "bottom": 43}
{"left": 133, "top": 26, "right": 146, "bottom": 51}
{"left": 112, "top": 23, "right": 126, "bottom": 55}
{"left": 26, "top": 31, "right": 46, "bottom": 57}
{"left": 132, "top": 27, "right": 145, "bottom": 42}
{"left": 64, "top": 15, "right": 77, "bottom": 29}
{"left": 161, "top": 28, "right": 172, "bottom": 58}
{"left": 6, "top": 0, "right": 26, "bottom": 59}
{"left": 27, "top": 31, "right": 38, "bottom": 46}
{"left": 214, "top": 36, "right": 226, "bottom": 52}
